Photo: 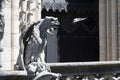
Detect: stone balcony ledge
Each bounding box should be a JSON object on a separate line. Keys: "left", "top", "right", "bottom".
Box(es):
{"left": 0, "top": 71, "right": 30, "bottom": 80}
{"left": 0, "top": 61, "right": 120, "bottom": 80}
{"left": 0, "top": 61, "right": 120, "bottom": 76}
{"left": 0, "top": 71, "right": 27, "bottom": 76}
{"left": 48, "top": 61, "right": 120, "bottom": 75}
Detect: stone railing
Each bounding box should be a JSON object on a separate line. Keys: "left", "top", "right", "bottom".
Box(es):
{"left": 48, "top": 61, "right": 120, "bottom": 80}
{"left": 0, "top": 71, "right": 28, "bottom": 80}
{"left": 1, "top": 61, "right": 120, "bottom": 80}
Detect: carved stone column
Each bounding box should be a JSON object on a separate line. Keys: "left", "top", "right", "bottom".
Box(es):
{"left": 35, "top": 0, "right": 41, "bottom": 21}
{"left": 1, "top": 0, "right": 12, "bottom": 70}
{"left": 106, "top": 0, "right": 112, "bottom": 60}
{"left": 111, "top": 0, "right": 118, "bottom": 60}
{"left": 99, "top": 0, "right": 107, "bottom": 61}
{"left": 106, "top": 0, "right": 118, "bottom": 61}
{"left": 99, "top": 0, "right": 118, "bottom": 61}
{"left": 27, "top": 0, "right": 36, "bottom": 24}
{"left": 11, "top": 0, "right": 20, "bottom": 69}
{"left": 118, "top": 0, "right": 120, "bottom": 60}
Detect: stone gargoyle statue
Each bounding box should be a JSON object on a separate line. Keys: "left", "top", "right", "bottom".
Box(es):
{"left": 16, "top": 16, "right": 61, "bottom": 80}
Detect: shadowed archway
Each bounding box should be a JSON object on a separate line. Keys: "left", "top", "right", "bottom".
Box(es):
{"left": 42, "top": 0, "right": 99, "bottom": 62}
{"left": 58, "top": 0, "right": 99, "bottom": 62}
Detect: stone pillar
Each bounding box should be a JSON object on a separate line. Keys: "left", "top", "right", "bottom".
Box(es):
{"left": 0, "top": 0, "right": 41, "bottom": 70}
{"left": 118, "top": 0, "right": 120, "bottom": 60}
{"left": 99, "top": 0, "right": 107, "bottom": 61}
{"left": 1, "top": 0, "right": 12, "bottom": 70}
{"left": 35, "top": 0, "right": 41, "bottom": 21}
{"left": 27, "top": 0, "right": 36, "bottom": 24}
{"left": 106, "top": 0, "right": 118, "bottom": 61}
{"left": 19, "top": 0, "right": 27, "bottom": 33}
{"left": 11, "top": 0, "right": 20, "bottom": 70}
{"left": 111, "top": 0, "right": 118, "bottom": 60}
{"left": 106, "top": 0, "right": 112, "bottom": 60}
{"left": 99, "top": 0, "right": 118, "bottom": 61}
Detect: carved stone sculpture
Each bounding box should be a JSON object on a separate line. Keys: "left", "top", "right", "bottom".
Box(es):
{"left": 16, "top": 16, "right": 61, "bottom": 80}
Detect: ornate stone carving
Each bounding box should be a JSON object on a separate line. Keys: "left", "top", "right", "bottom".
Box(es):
{"left": 20, "top": 0, "right": 27, "bottom": 12}
{"left": 19, "top": 11, "right": 26, "bottom": 22}
{"left": 16, "top": 16, "right": 61, "bottom": 79}
{"left": 19, "top": 0, "right": 41, "bottom": 25}
{"left": 27, "top": 12, "right": 33, "bottom": 23}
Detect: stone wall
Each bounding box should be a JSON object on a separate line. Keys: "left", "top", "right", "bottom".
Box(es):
{"left": 0, "top": 0, "right": 41, "bottom": 70}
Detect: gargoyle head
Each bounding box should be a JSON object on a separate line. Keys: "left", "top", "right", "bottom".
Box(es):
{"left": 41, "top": 16, "right": 60, "bottom": 35}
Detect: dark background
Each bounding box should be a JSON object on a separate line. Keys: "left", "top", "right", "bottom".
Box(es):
{"left": 42, "top": 0, "right": 99, "bottom": 62}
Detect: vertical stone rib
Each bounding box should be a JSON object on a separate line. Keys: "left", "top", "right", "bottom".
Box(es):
{"left": 111, "top": 0, "right": 118, "bottom": 60}
{"left": 106, "top": 0, "right": 112, "bottom": 60}
{"left": 36, "top": 0, "right": 41, "bottom": 21}
{"left": 1, "top": 1, "right": 12, "bottom": 70}
{"left": 11, "top": 0, "right": 20, "bottom": 70}
{"left": 99, "top": 0, "right": 107, "bottom": 61}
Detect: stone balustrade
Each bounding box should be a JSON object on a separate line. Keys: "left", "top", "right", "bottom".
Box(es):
{"left": 48, "top": 61, "right": 120, "bottom": 80}
{"left": 1, "top": 61, "right": 120, "bottom": 80}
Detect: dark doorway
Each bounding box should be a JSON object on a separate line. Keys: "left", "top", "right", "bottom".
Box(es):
{"left": 42, "top": 0, "right": 99, "bottom": 62}
{"left": 58, "top": 0, "right": 99, "bottom": 62}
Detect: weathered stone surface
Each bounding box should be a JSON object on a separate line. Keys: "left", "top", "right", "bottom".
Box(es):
{"left": 16, "top": 16, "right": 61, "bottom": 79}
